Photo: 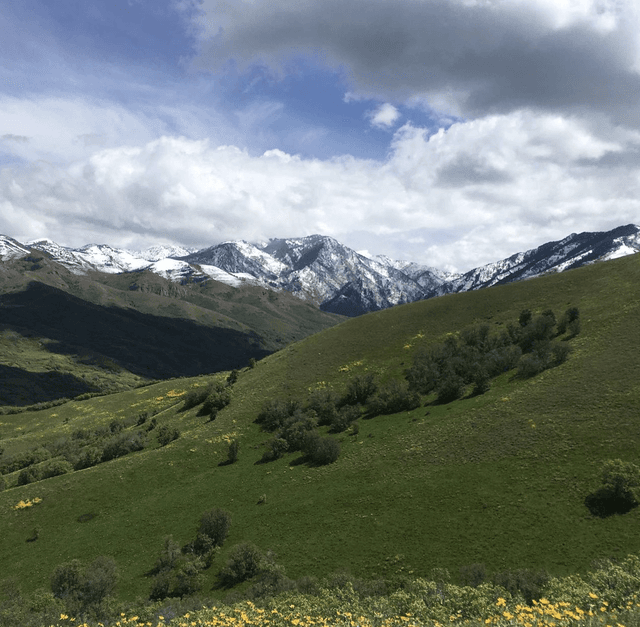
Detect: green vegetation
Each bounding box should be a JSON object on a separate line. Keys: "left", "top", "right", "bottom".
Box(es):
{"left": 0, "top": 253, "right": 640, "bottom": 625}
{"left": 0, "top": 254, "right": 342, "bottom": 408}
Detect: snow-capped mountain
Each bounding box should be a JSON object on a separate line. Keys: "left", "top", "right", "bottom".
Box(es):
{"left": 427, "top": 224, "right": 640, "bottom": 298}
{"left": 0, "top": 235, "right": 31, "bottom": 260}
{"left": 5, "top": 224, "right": 640, "bottom": 316}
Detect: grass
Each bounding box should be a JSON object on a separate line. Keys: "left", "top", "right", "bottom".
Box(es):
{"left": 1, "top": 253, "right": 640, "bottom": 608}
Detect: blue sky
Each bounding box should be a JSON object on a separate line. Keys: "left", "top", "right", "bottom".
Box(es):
{"left": 1, "top": 0, "right": 640, "bottom": 270}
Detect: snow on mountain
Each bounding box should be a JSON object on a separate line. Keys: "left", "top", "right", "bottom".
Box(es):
{"left": 136, "top": 244, "right": 197, "bottom": 262}
{"left": 428, "top": 224, "right": 640, "bottom": 298}
{"left": 0, "top": 235, "right": 31, "bottom": 260}
{"left": 5, "top": 224, "right": 640, "bottom": 316}
{"left": 73, "top": 244, "right": 150, "bottom": 273}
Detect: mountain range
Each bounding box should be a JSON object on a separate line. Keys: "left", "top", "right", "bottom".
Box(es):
{"left": 2, "top": 223, "right": 639, "bottom": 316}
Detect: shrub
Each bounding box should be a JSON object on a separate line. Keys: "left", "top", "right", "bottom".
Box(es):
{"left": 306, "top": 389, "right": 340, "bottom": 426}
{"left": 157, "top": 425, "right": 180, "bottom": 447}
{"left": 492, "top": 568, "right": 549, "bottom": 604}
{"left": 79, "top": 556, "right": 118, "bottom": 609}
{"left": 40, "top": 459, "right": 73, "bottom": 479}
{"left": 302, "top": 431, "right": 341, "bottom": 466}
{"left": 558, "top": 306, "right": 580, "bottom": 335}
{"left": 74, "top": 447, "right": 103, "bottom": 471}
{"left": 17, "top": 467, "right": 40, "bottom": 486}
{"left": 226, "top": 369, "right": 240, "bottom": 385}
{"left": 471, "top": 369, "right": 491, "bottom": 396}
{"left": 225, "top": 439, "right": 239, "bottom": 464}
{"left": 459, "top": 563, "right": 487, "bottom": 588}
{"left": 101, "top": 431, "right": 147, "bottom": 462}
{"left": 198, "top": 508, "right": 231, "bottom": 547}
{"left": 256, "top": 399, "right": 301, "bottom": 432}
{"left": 519, "top": 309, "right": 532, "bottom": 327}
{"left": 436, "top": 370, "right": 465, "bottom": 404}
{"left": 200, "top": 383, "right": 232, "bottom": 416}
{"left": 154, "top": 536, "right": 182, "bottom": 573}
{"left": 406, "top": 352, "right": 440, "bottom": 394}
{"left": 51, "top": 556, "right": 118, "bottom": 614}
{"left": 551, "top": 342, "right": 572, "bottom": 365}
{"left": 181, "top": 386, "right": 212, "bottom": 411}
{"left": 51, "top": 560, "right": 83, "bottom": 604}
{"left": 517, "top": 353, "right": 547, "bottom": 378}
{"left": 149, "top": 571, "right": 172, "bottom": 601}
{"left": 259, "top": 438, "right": 289, "bottom": 463}
{"left": 219, "top": 542, "right": 264, "bottom": 587}
{"left": 600, "top": 459, "right": 640, "bottom": 505}
{"left": 280, "top": 412, "right": 318, "bottom": 450}
{"left": 172, "top": 556, "right": 205, "bottom": 597}
{"left": 329, "top": 405, "right": 361, "bottom": 433}
{"left": 342, "top": 374, "right": 378, "bottom": 406}
{"left": 368, "top": 380, "right": 421, "bottom": 415}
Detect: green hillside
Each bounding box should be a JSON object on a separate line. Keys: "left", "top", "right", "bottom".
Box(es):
{"left": 0, "top": 253, "right": 341, "bottom": 405}
{"left": 1, "top": 253, "right": 639, "bottom": 609}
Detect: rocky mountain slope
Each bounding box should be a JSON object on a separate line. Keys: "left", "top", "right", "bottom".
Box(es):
{"left": 1, "top": 224, "right": 638, "bottom": 316}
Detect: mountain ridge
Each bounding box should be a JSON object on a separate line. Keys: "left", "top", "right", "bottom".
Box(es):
{"left": 2, "top": 224, "right": 638, "bottom": 316}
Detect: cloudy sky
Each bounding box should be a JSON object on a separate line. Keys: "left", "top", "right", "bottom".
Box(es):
{"left": 1, "top": 0, "right": 640, "bottom": 271}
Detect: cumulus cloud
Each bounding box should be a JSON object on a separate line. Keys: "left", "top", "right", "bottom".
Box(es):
{"left": 367, "top": 103, "right": 401, "bottom": 129}
{"left": 187, "top": 0, "right": 640, "bottom": 125}
{"left": 2, "top": 109, "right": 640, "bottom": 270}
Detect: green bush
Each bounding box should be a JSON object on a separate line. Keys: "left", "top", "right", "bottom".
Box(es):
{"left": 342, "top": 374, "right": 378, "bottom": 406}
{"left": 436, "top": 370, "right": 466, "bottom": 404}
{"left": 73, "top": 446, "right": 103, "bottom": 470}
{"left": 306, "top": 389, "right": 340, "bottom": 426}
{"left": 517, "top": 353, "right": 547, "bottom": 378}
{"left": 329, "top": 405, "right": 361, "bottom": 433}
{"left": 51, "top": 556, "right": 118, "bottom": 615}
{"left": 280, "top": 412, "right": 318, "bottom": 450}
{"left": 302, "top": 431, "right": 341, "bottom": 466}
{"left": 198, "top": 508, "right": 231, "bottom": 547}
{"left": 101, "top": 431, "right": 147, "bottom": 461}
{"left": 259, "top": 438, "right": 289, "bottom": 463}
{"left": 219, "top": 542, "right": 264, "bottom": 587}
{"left": 256, "top": 399, "right": 301, "bottom": 432}
{"left": 600, "top": 459, "right": 640, "bottom": 505}
{"left": 181, "top": 386, "right": 212, "bottom": 411}
{"left": 200, "top": 383, "right": 232, "bottom": 416}
{"left": 172, "top": 555, "right": 205, "bottom": 598}
{"left": 492, "top": 568, "right": 549, "bottom": 604}
{"left": 154, "top": 536, "right": 182, "bottom": 573}
{"left": 368, "top": 380, "right": 421, "bottom": 415}
{"left": 225, "top": 439, "right": 239, "bottom": 464}
{"left": 157, "top": 425, "right": 180, "bottom": 447}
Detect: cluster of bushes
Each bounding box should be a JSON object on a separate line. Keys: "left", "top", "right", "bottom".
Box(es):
{"left": 256, "top": 399, "right": 340, "bottom": 466}
{"left": 5, "top": 550, "right": 640, "bottom": 625}
{"left": 586, "top": 459, "right": 640, "bottom": 516}
{"left": 50, "top": 556, "right": 118, "bottom": 620}
{"left": 181, "top": 377, "right": 234, "bottom": 421}
{"left": 149, "top": 508, "right": 231, "bottom": 600}
{"left": 0, "top": 411, "right": 183, "bottom": 487}
{"left": 406, "top": 307, "right": 579, "bottom": 403}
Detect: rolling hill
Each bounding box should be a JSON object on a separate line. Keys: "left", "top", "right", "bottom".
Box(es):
{"left": 0, "top": 252, "right": 342, "bottom": 405}
{"left": 0, "top": 251, "right": 639, "bottom": 609}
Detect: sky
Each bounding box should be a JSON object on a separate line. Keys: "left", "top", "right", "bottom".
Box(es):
{"left": 1, "top": 0, "right": 640, "bottom": 271}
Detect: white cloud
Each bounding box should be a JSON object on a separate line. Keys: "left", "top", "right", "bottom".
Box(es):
{"left": 367, "top": 103, "right": 401, "bottom": 129}
{"left": 2, "top": 109, "right": 640, "bottom": 270}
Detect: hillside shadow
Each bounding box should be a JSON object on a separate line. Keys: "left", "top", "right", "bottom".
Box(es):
{"left": 0, "top": 363, "right": 99, "bottom": 406}
{"left": 584, "top": 488, "right": 638, "bottom": 518}
{"left": 0, "top": 281, "right": 271, "bottom": 381}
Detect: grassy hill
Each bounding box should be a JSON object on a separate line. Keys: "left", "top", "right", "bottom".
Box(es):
{"left": 1, "top": 252, "right": 639, "bottom": 609}
{"left": 0, "top": 253, "right": 342, "bottom": 405}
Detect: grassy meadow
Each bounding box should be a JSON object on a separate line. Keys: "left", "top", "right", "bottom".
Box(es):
{"left": 1, "top": 252, "right": 640, "bottom": 625}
